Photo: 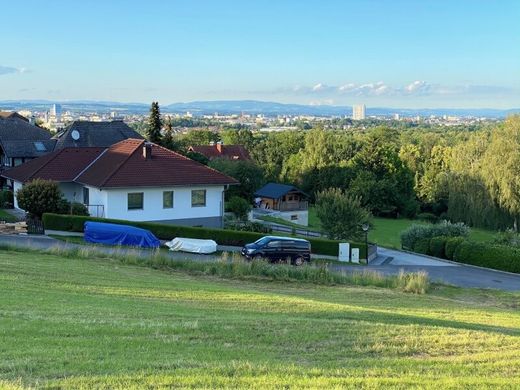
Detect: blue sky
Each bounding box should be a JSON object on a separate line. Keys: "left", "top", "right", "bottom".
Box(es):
{"left": 1, "top": 0, "right": 519, "bottom": 108}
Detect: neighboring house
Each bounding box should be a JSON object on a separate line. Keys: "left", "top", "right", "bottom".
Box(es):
{"left": 0, "top": 111, "right": 30, "bottom": 122}
{"left": 0, "top": 114, "right": 54, "bottom": 183}
{"left": 188, "top": 142, "right": 251, "bottom": 161}
{"left": 53, "top": 120, "right": 143, "bottom": 150}
{"left": 253, "top": 183, "right": 309, "bottom": 226}
{"left": 2, "top": 139, "right": 238, "bottom": 228}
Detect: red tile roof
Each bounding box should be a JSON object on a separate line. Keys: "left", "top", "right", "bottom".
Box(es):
{"left": 3, "top": 139, "right": 238, "bottom": 188}
{"left": 2, "top": 148, "right": 104, "bottom": 183}
{"left": 189, "top": 144, "right": 251, "bottom": 161}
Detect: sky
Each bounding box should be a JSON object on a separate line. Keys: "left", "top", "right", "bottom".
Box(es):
{"left": 0, "top": 0, "right": 519, "bottom": 108}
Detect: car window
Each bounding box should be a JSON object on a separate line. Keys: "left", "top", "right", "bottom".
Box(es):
{"left": 267, "top": 240, "right": 280, "bottom": 248}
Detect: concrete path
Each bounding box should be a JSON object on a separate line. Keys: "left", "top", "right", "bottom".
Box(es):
{"left": 0, "top": 234, "right": 519, "bottom": 291}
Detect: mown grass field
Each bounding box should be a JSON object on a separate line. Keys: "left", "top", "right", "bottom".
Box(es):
{"left": 1, "top": 249, "right": 520, "bottom": 388}
{"left": 0, "top": 209, "right": 17, "bottom": 223}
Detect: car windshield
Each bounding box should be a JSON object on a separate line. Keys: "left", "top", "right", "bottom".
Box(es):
{"left": 254, "top": 237, "right": 272, "bottom": 246}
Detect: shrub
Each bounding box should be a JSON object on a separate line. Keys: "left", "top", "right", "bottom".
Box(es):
{"left": 42, "top": 213, "right": 366, "bottom": 257}
{"left": 315, "top": 188, "right": 371, "bottom": 241}
{"left": 492, "top": 229, "right": 520, "bottom": 248}
{"left": 429, "top": 236, "right": 448, "bottom": 259}
{"left": 445, "top": 237, "right": 465, "bottom": 260}
{"left": 400, "top": 220, "right": 469, "bottom": 250}
{"left": 453, "top": 241, "right": 520, "bottom": 273}
{"left": 225, "top": 220, "right": 271, "bottom": 233}
{"left": 16, "top": 179, "right": 64, "bottom": 218}
{"left": 227, "top": 196, "right": 251, "bottom": 221}
{"left": 413, "top": 238, "right": 431, "bottom": 255}
{"left": 0, "top": 190, "right": 14, "bottom": 208}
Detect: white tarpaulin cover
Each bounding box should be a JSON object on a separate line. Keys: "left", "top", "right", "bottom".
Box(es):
{"left": 165, "top": 237, "right": 217, "bottom": 254}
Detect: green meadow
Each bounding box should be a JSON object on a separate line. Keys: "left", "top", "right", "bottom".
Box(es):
{"left": 1, "top": 248, "right": 520, "bottom": 389}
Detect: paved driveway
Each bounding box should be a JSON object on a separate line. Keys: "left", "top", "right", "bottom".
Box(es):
{"left": 1, "top": 235, "right": 519, "bottom": 291}
{"left": 330, "top": 247, "right": 520, "bottom": 291}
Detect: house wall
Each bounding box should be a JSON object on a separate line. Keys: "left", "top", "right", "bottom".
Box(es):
{"left": 13, "top": 181, "right": 23, "bottom": 209}
{"left": 102, "top": 185, "right": 225, "bottom": 227}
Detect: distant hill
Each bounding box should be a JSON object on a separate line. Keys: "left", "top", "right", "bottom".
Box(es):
{"left": 0, "top": 99, "right": 518, "bottom": 118}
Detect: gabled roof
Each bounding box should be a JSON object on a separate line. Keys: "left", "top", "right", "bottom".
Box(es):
{"left": 53, "top": 120, "right": 143, "bottom": 150}
{"left": 0, "top": 118, "right": 54, "bottom": 158}
{"left": 0, "top": 111, "right": 29, "bottom": 122}
{"left": 3, "top": 139, "right": 238, "bottom": 189}
{"left": 189, "top": 144, "right": 251, "bottom": 161}
{"left": 2, "top": 147, "right": 104, "bottom": 183}
{"left": 76, "top": 139, "right": 238, "bottom": 188}
{"left": 254, "top": 183, "right": 308, "bottom": 199}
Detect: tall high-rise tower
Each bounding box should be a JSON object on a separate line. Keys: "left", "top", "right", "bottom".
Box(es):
{"left": 352, "top": 104, "right": 366, "bottom": 120}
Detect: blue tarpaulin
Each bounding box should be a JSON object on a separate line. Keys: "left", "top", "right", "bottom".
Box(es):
{"left": 84, "top": 221, "right": 160, "bottom": 248}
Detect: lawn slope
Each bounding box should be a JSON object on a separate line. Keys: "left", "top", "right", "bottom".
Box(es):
{"left": 1, "top": 249, "right": 520, "bottom": 388}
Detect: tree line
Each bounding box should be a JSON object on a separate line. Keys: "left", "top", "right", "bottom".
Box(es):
{"left": 144, "top": 102, "right": 520, "bottom": 231}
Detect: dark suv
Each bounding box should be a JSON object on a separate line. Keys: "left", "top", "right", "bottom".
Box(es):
{"left": 241, "top": 236, "right": 311, "bottom": 266}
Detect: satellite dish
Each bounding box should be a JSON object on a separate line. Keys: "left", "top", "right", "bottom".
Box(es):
{"left": 71, "top": 130, "right": 80, "bottom": 141}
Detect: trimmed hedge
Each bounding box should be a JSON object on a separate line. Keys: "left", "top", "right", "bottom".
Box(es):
{"left": 445, "top": 237, "right": 465, "bottom": 260}
{"left": 413, "top": 238, "right": 431, "bottom": 255}
{"left": 42, "top": 213, "right": 366, "bottom": 257}
{"left": 429, "top": 236, "right": 448, "bottom": 259}
{"left": 453, "top": 241, "right": 520, "bottom": 274}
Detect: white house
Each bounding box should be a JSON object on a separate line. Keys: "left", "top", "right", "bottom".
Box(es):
{"left": 3, "top": 139, "right": 238, "bottom": 228}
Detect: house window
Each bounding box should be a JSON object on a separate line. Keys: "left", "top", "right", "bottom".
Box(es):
{"left": 191, "top": 189, "right": 206, "bottom": 207}
{"left": 83, "top": 187, "right": 89, "bottom": 205}
{"left": 163, "top": 191, "right": 174, "bottom": 208}
{"left": 34, "top": 142, "right": 46, "bottom": 152}
{"left": 13, "top": 158, "right": 24, "bottom": 167}
{"left": 128, "top": 192, "right": 144, "bottom": 210}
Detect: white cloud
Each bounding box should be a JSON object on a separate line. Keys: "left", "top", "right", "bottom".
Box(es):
{"left": 0, "top": 65, "right": 28, "bottom": 76}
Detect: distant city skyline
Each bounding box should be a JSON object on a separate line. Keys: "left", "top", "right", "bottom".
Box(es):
{"left": 0, "top": 0, "right": 519, "bottom": 108}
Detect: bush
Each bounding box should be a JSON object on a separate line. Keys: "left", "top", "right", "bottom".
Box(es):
{"left": 16, "top": 179, "right": 64, "bottom": 218}
{"left": 225, "top": 220, "right": 271, "bottom": 233}
{"left": 416, "top": 212, "right": 439, "bottom": 224}
{"left": 42, "top": 213, "right": 366, "bottom": 257}
{"left": 400, "top": 220, "right": 469, "bottom": 250}
{"left": 227, "top": 196, "right": 251, "bottom": 221}
{"left": 429, "top": 236, "right": 448, "bottom": 259}
{"left": 0, "top": 190, "right": 14, "bottom": 208}
{"left": 413, "top": 238, "right": 431, "bottom": 255}
{"left": 453, "top": 241, "right": 520, "bottom": 273}
{"left": 315, "top": 188, "right": 371, "bottom": 241}
{"left": 445, "top": 237, "right": 465, "bottom": 260}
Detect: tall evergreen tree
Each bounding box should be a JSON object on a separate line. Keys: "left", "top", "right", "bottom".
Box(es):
{"left": 146, "top": 101, "right": 162, "bottom": 143}
{"left": 162, "top": 118, "right": 175, "bottom": 150}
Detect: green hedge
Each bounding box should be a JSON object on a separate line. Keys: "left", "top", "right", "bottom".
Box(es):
{"left": 445, "top": 237, "right": 465, "bottom": 260}
{"left": 453, "top": 241, "right": 520, "bottom": 274}
{"left": 429, "top": 236, "right": 448, "bottom": 259}
{"left": 413, "top": 238, "right": 431, "bottom": 255}
{"left": 42, "top": 213, "right": 366, "bottom": 257}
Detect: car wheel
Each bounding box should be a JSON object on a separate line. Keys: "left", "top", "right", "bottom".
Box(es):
{"left": 252, "top": 255, "right": 263, "bottom": 261}
{"left": 293, "top": 256, "right": 304, "bottom": 266}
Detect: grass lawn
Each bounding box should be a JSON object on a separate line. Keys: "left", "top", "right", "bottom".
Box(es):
{"left": 0, "top": 209, "right": 17, "bottom": 223}
{"left": 1, "top": 249, "right": 520, "bottom": 388}
{"left": 311, "top": 206, "right": 497, "bottom": 249}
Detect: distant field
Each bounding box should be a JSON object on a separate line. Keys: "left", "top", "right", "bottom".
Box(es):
{"left": 1, "top": 249, "right": 520, "bottom": 388}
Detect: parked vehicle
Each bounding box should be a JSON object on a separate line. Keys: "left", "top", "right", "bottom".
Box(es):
{"left": 241, "top": 235, "right": 311, "bottom": 266}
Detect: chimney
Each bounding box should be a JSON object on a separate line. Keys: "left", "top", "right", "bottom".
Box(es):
{"left": 143, "top": 142, "right": 152, "bottom": 160}
{"left": 216, "top": 141, "right": 223, "bottom": 153}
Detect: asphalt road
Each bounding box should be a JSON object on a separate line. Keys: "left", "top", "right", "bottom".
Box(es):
{"left": 1, "top": 235, "right": 519, "bottom": 291}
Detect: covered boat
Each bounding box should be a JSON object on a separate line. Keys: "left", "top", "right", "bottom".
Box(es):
{"left": 165, "top": 237, "right": 217, "bottom": 254}
{"left": 84, "top": 221, "right": 160, "bottom": 248}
